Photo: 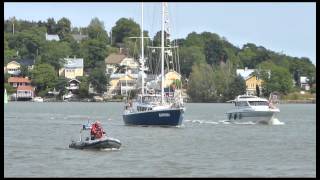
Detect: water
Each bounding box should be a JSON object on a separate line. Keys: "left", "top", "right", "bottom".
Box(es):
{"left": 4, "top": 102, "right": 316, "bottom": 177}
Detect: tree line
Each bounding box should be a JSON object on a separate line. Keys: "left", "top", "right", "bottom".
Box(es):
{"left": 4, "top": 17, "right": 316, "bottom": 101}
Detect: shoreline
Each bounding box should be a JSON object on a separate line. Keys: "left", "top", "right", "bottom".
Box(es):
{"left": 7, "top": 99, "right": 316, "bottom": 104}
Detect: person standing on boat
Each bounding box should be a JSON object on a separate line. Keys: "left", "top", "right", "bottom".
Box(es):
{"left": 90, "top": 121, "right": 106, "bottom": 140}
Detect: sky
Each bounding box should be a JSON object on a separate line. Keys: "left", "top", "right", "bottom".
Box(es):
{"left": 4, "top": 2, "right": 316, "bottom": 65}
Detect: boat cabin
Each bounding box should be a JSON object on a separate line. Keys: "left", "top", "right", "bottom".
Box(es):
{"left": 233, "top": 95, "right": 269, "bottom": 108}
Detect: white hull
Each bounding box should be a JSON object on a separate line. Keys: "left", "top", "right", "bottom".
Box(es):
{"left": 225, "top": 94, "right": 280, "bottom": 125}
{"left": 32, "top": 97, "right": 44, "bottom": 102}
{"left": 226, "top": 110, "right": 277, "bottom": 124}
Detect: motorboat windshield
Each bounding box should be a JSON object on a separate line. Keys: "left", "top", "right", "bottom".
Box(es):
{"left": 248, "top": 101, "right": 269, "bottom": 106}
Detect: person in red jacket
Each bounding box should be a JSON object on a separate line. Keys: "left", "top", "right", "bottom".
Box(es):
{"left": 90, "top": 121, "right": 106, "bottom": 140}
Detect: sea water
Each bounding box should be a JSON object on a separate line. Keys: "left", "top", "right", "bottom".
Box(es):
{"left": 4, "top": 102, "right": 316, "bottom": 177}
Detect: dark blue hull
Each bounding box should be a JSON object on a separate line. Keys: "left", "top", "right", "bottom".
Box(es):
{"left": 123, "top": 108, "right": 184, "bottom": 126}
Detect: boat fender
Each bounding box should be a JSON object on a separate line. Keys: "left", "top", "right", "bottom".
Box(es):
{"left": 234, "top": 113, "right": 237, "bottom": 120}
{"left": 228, "top": 113, "right": 232, "bottom": 120}
{"left": 239, "top": 113, "right": 242, "bottom": 119}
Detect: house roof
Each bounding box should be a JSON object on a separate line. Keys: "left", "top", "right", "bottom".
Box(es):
{"left": 236, "top": 68, "right": 255, "bottom": 79}
{"left": 165, "top": 70, "right": 181, "bottom": 78}
{"left": 17, "top": 86, "right": 34, "bottom": 91}
{"left": 63, "top": 58, "right": 84, "bottom": 68}
{"left": 110, "top": 73, "right": 138, "bottom": 79}
{"left": 46, "top": 33, "right": 60, "bottom": 41}
{"left": 245, "top": 75, "right": 258, "bottom": 81}
{"left": 71, "top": 34, "right": 88, "bottom": 41}
{"left": 7, "top": 61, "right": 20, "bottom": 66}
{"left": 105, "top": 54, "right": 126, "bottom": 64}
{"left": 68, "top": 79, "right": 81, "bottom": 83}
{"left": 8, "top": 77, "right": 31, "bottom": 83}
{"left": 300, "top": 76, "right": 309, "bottom": 84}
{"left": 17, "top": 58, "right": 35, "bottom": 66}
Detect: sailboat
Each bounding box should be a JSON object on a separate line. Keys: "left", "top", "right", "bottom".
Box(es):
{"left": 122, "top": 2, "right": 185, "bottom": 126}
{"left": 4, "top": 88, "right": 8, "bottom": 104}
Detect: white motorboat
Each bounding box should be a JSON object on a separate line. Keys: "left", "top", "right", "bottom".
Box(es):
{"left": 226, "top": 94, "right": 280, "bottom": 124}
{"left": 32, "top": 96, "right": 44, "bottom": 102}
{"left": 63, "top": 92, "right": 73, "bottom": 101}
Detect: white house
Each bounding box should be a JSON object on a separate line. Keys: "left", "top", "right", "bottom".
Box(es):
{"left": 6, "top": 61, "right": 21, "bottom": 76}
{"left": 300, "top": 76, "right": 310, "bottom": 90}
{"left": 236, "top": 67, "right": 255, "bottom": 79}
{"left": 45, "top": 33, "right": 60, "bottom": 41}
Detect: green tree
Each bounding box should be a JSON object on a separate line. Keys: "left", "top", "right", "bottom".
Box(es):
{"left": 56, "top": 17, "right": 71, "bottom": 40}
{"left": 187, "top": 63, "right": 217, "bottom": 102}
{"left": 152, "top": 30, "right": 170, "bottom": 47}
{"left": 89, "top": 68, "right": 108, "bottom": 94}
{"left": 238, "top": 43, "right": 270, "bottom": 69}
{"left": 183, "top": 32, "right": 205, "bottom": 50}
{"left": 224, "top": 75, "right": 246, "bottom": 100}
{"left": 77, "top": 76, "right": 89, "bottom": 98}
{"left": 256, "top": 84, "right": 260, "bottom": 97}
{"left": 4, "top": 49, "right": 17, "bottom": 65}
{"left": 54, "top": 76, "right": 68, "bottom": 96}
{"left": 20, "top": 65, "right": 30, "bottom": 78}
{"left": 4, "top": 73, "right": 11, "bottom": 83}
{"left": 7, "top": 27, "right": 46, "bottom": 59}
{"left": 87, "top": 17, "right": 109, "bottom": 44}
{"left": 288, "top": 57, "right": 315, "bottom": 88}
{"left": 46, "top": 18, "right": 57, "bottom": 34}
{"left": 38, "top": 41, "right": 72, "bottom": 70}
{"left": 4, "top": 83, "right": 16, "bottom": 94}
{"left": 204, "top": 39, "right": 228, "bottom": 66}
{"left": 171, "top": 79, "right": 182, "bottom": 89}
{"left": 179, "top": 46, "right": 206, "bottom": 77}
{"left": 31, "top": 63, "right": 58, "bottom": 95}
{"left": 111, "top": 18, "right": 140, "bottom": 45}
{"left": 80, "top": 39, "right": 107, "bottom": 70}
{"left": 261, "top": 65, "right": 293, "bottom": 96}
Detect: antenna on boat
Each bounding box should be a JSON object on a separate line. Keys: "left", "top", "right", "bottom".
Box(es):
{"left": 125, "top": 65, "right": 128, "bottom": 98}
{"left": 141, "top": 2, "right": 145, "bottom": 96}
{"left": 161, "top": 2, "right": 165, "bottom": 105}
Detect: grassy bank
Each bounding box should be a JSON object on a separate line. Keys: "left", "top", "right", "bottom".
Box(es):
{"left": 281, "top": 92, "right": 316, "bottom": 104}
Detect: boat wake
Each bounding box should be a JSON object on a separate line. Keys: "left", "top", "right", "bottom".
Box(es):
{"left": 218, "top": 120, "right": 231, "bottom": 124}
{"left": 269, "top": 118, "right": 285, "bottom": 125}
{"left": 219, "top": 120, "right": 257, "bottom": 125}
{"left": 100, "top": 148, "right": 121, "bottom": 151}
{"left": 185, "top": 119, "right": 279, "bottom": 125}
{"left": 185, "top": 119, "right": 219, "bottom": 125}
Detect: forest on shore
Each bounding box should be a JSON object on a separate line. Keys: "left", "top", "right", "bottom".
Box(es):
{"left": 4, "top": 17, "right": 316, "bottom": 102}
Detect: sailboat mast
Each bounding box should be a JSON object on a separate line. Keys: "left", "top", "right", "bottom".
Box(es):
{"left": 161, "top": 2, "right": 165, "bottom": 104}
{"left": 141, "top": 2, "right": 144, "bottom": 96}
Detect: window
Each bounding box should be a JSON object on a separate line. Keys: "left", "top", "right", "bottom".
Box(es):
{"left": 248, "top": 101, "right": 268, "bottom": 106}
{"left": 108, "top": 68, "right": 113, "bottom": 74}
{"left": 236, "top": 101, "right": 248, "bottom": 107}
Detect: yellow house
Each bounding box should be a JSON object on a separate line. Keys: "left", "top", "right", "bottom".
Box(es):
{"left": 6, "top": 61, "right": 21, "bottom": 76}
{"left": 59, "top": 57, "right": 84, "bottom": 79}
{"left": 105, "top": 53, "right": 139, "bottom": 75}
{"left": 245, "top": 75, "right": 263, "bottom": 95}
{"left": 164, "top": 70, "right": 181, "bottom": 87}
{"left": 108, "top": 74, "right": 136, "bottom": 96}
